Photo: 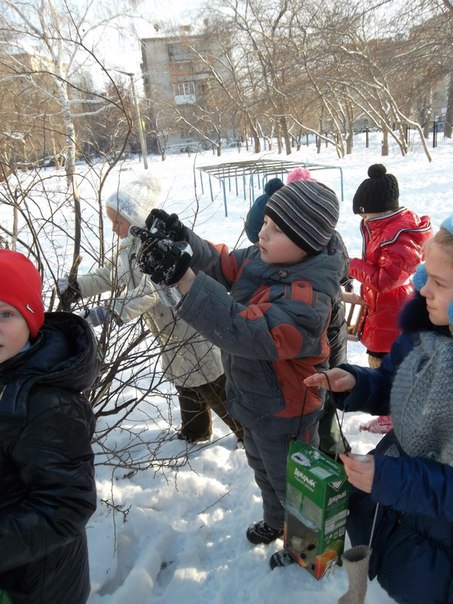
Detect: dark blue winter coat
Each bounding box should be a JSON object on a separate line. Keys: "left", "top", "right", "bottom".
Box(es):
{"left": 244, "top": 177, "right": 284, "bottom": 243}
{"left": 0, "top": 312, "right": 98, "bottom": 604}
{"left": 336, "top": 293, "right": 453, "bottom": 604}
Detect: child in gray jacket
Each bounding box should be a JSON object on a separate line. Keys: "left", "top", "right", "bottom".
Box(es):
{"left": 131, "top": 174, "right": 342, "bottom": 568}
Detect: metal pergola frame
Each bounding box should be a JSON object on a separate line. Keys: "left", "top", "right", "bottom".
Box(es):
{"left": 197, "top": 159, "right": 344, "bottom": 216}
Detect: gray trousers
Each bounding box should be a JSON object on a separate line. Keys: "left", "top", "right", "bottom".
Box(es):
{"left": 244, "top": 409, "right": 321, "bottom": 530}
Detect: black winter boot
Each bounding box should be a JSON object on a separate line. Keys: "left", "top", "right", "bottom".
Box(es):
{"left": 246, "top": 520, "right": 283, "bottom": 545}
{"left": 269, "top": 548, "right": 297, "bottom": 570}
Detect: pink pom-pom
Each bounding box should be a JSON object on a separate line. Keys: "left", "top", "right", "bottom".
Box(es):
{"left": 286, "top": 167, "right": 311, "bottom": 184}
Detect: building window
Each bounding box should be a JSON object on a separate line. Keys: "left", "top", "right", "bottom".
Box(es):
{"left": 173, "top": 82, "right": 195, "bottom": 96}
{"left": 167, "top": 43, "right": 191, "bottom": 62}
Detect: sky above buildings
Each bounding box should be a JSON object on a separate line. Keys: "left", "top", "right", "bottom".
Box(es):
{"left": 91, "top": 0, "right": 203, "bottom": 89}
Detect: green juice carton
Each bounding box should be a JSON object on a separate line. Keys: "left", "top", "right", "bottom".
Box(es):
{"left": 284, "top": 440, "right": 349, "bottom": 580}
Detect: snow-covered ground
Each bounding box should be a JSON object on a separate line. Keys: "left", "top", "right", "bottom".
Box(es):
{"left": 87, "top": 134, "right": 451, "bottom": 604}
{"left": 13, "top": 131, "right": 453, "bottom": 603}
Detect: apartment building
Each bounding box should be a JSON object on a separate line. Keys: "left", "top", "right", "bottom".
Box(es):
{"left": 141, "top": 28, "right": 233, "bottom": 153}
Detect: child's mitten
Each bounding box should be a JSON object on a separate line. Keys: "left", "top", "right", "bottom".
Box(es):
{"left": 130, "top": 226, "right": 192, "bottom": 286}
{"left": 145, "top": 209, "right": 184, "bottom": 240}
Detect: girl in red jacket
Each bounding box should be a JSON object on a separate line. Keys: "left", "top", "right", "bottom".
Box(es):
{"left": 350, "top": 164, "right": 431, "bottom": 433}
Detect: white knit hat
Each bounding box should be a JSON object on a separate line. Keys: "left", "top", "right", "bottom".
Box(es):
{"left": 105, "top": 172, "right": 162, "bottom": 228}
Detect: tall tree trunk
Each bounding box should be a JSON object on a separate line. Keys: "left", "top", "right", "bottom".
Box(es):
{"left": 247, "top": 119, "right": 261, "bottom": 153}
{"left": 276, "top": 122, "right": 282, "bottom": 154}
{"left": 444, "top": 73, "right": 453, "bottom": 139}
{"left": 381, "top": 128, "right": 389, "bottom": 156}
{"left": 280, "top": 115, "right": 291, "bottom": 155}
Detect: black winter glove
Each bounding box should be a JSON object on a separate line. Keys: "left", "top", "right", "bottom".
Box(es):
{"left": 130, "top": 226, "right": 192, "bottom": 286}
{"left": 145, "top": 209, "right": 184, "bottom": 241}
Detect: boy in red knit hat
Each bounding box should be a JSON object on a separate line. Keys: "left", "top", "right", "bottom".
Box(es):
{"left": 0, "top": 250, "right": 98, "bottom": 604}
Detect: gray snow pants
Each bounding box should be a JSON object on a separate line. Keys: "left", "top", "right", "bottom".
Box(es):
{"left": 244, "top": 408, "right": 321, "bottom": 530}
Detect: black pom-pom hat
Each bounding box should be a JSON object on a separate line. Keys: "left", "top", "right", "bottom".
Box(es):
{"left": 353, "top": 164, "right": 399, "bottom": 215}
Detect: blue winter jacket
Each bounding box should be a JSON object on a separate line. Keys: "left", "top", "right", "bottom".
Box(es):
{"left": 336, "top": 294, "right": 453, "bottom": 604}
{"left": 177, "top": 229, "right": 342, "bottom": 428}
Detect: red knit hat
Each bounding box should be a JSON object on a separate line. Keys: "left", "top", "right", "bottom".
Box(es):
{"left": 0, "top": 250, "right": 44, "bottom": 337}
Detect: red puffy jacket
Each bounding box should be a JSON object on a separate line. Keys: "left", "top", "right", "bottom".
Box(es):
{"left": 349, "top": 208, "right": 431, "bottom": 353}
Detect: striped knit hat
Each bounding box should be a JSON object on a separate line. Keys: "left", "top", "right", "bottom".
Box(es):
{"left": 264, "top": 178, "right": 339, "bottom": 255}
